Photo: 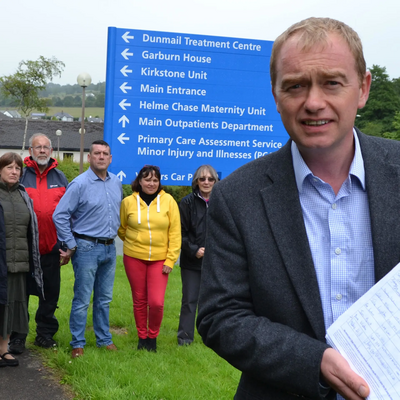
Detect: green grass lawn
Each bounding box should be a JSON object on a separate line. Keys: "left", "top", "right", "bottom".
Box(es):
{"left": 28, "top": 257, "right": 240, "bottom": 400}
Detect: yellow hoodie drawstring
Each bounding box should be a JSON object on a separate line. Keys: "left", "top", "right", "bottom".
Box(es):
{"left": 137, "top": 194, "right": 141, "bottom": 224}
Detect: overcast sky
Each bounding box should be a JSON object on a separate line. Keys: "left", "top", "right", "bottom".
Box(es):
{"left": 2, "top": 0, "right": 399, "bottom": 85}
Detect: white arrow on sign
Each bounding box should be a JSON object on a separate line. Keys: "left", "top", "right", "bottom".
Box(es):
{"left": 120, "top": 82, "right": 132, "bottom": 94}
{"left": 118, "top": 133, "right": 130, "bottom": 144}
{"left": 120, "top": 65, "right": 133, "bottom": 77}
{"left": 119, "top": 115, "right": 129, "bottom": 128}
{"left": 119, "top": 99, "right": 131, "bottom": 110}
{"left": 117, "top": 170, "right": 127, "bottom": 181}
{"left": 121, "top": 48, "right": 133, "bottom": 60}
{"left": 122, "top": 32, "right": 134, "bottom": 43}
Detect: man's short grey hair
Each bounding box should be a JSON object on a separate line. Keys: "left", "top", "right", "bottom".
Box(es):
{"left": 29, "top": 133, "right": 52, "bottom": 148}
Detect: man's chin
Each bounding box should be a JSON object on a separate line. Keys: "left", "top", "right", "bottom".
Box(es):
{"left": 34, "top": 158, "right": 50, "bottom": 166}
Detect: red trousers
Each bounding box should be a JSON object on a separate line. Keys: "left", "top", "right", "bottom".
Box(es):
{"left": 123, "top": 255, "right": 169, "bottom": 339}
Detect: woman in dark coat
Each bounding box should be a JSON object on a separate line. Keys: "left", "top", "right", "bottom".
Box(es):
{"left": 177, "top": 165, "right": 219, "bottom": 346}
{"left": 0, "top": 152, "right": 43, "bottom": 367}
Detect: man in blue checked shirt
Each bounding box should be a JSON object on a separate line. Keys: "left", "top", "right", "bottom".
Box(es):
{"left": 197, "top": 17, "right": 400, "bottom": 400}
{"left": 53, "top": 140, "right": 122, "bottom": 359}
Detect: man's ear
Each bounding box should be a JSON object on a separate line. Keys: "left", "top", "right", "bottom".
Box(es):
{"left": 272, "top": 85, "right": 280, "bottom": 114}
{"left": 358, "top": 71, "right": 372, "bottom": 109}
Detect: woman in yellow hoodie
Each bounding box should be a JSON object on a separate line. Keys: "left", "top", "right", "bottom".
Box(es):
{"left": 118, "top": 165, "right": 181, "bottom": 352}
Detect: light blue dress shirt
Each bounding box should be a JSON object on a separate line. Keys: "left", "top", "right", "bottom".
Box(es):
{"left": 53, "top": 167, "right": 123, "bottom": 249}
{"left": 292, "top": 131, "right": 375, "bottom": 333}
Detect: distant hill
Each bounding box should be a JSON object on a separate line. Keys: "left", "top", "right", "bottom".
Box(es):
{"left": 0, "top": 82, "right": 106, "bottom": 108}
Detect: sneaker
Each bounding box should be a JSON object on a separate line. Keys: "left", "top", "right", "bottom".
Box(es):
{"left": 34, "top": 336, "right": 57, "bottom": 349}
{"left": 178, "top": 338, "right": 192, "bottom": 346}
{"left": 8, "top": 338, "right": 26, "bottom": 355}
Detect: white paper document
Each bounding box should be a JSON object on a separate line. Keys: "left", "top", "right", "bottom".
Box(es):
{"left": 326, "top": 262, "right": 400, "bottom": 400}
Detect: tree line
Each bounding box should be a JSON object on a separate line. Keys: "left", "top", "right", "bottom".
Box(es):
{"left": 356, "top": 65, "right": 400, "bottom": 139}
{"left": 43, "top": 81, "right": 106, "bottom": 107}
{"left": 0, "top": 81, "right": 106, "bottom": 108}
{"left": 50, "top": 92, "right": 105, "bottom": 108}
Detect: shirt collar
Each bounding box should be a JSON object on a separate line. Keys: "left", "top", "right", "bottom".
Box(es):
{"left": 292, "top": 129, "right": 366, "bottom": 193}
{"left": 88, "top": 167, "right": 110, "bottom": 181}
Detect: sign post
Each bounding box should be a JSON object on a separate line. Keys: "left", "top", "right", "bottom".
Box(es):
{"left": 104, "top": 27, "right": 288, "bottom": 185}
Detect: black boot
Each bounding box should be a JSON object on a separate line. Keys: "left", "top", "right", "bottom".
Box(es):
{"left": 137, "top": 338, "right": 148, "bottom": 350}
{"left": 146, "top": 338, "right": 157, "bottom": 352}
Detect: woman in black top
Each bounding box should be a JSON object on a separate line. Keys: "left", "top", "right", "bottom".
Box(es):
{"left": 177, "top": 165, "right": 219, "bottom": 346}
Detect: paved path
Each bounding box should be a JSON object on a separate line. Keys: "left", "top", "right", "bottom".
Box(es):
{"left": 2, "top": 349, "right": 71, "bottom": 400}
{"left": 115, "top": 236, "right": 123, "bottom": 256}
{"left": 1, "top": 237, "right": 123, "bottom": 400}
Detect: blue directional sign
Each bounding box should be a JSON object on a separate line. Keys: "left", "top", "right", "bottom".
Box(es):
{"left": 104, "top": 27, "right": 289, "bottom": 185}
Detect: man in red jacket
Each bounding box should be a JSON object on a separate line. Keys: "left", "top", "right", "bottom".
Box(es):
{"left": 9, "top": 133, "right": 68, "bottom": 354}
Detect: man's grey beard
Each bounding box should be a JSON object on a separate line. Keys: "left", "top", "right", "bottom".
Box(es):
{"left": 32, "top": 154, "right": 50, "bottom": 166}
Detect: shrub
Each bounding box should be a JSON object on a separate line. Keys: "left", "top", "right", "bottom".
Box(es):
{"left": 56, "top": 158, "right": 89, "bottom": 182}
{"left": 122, "top": 184, "right": 132, "bottom": 198}
{"left": 164, "top": 185, "right": 192, "bottom": 203}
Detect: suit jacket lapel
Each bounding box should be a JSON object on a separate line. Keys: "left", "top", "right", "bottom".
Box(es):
{"left": 358, "top": 130, "right": 400, "bottom": 282}
{"left": 259, "top": 142, "right": 327, "bottom": 341}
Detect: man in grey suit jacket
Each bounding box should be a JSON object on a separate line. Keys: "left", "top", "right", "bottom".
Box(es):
{"left": 197, "top": 17, "right": 400, "bottom": 400}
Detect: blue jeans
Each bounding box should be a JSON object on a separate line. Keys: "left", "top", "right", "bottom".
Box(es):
{"left": 70, "top": 238, "right": 116, "bottom": 348}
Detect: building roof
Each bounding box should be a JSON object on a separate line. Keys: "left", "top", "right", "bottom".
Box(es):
{"left": 0, "top": 110, "right": 21, "bottom": 119}
{"left": 0, "top": 111, "right": 13, "bottom": 120}
{"left": 0, "top": 119, "right": 104, "bottom": 151}
{"left": 54, "top": 111, "right": 74, "bottom": 118}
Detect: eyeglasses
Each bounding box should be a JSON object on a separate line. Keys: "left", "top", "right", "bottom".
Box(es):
{"left": 32, "top": 146, "right": 51, "bottom": 151}
{"left": 143, "top": 165, "right": 160, "bottom": 171}
{"left": 198, "top": 177, "right": 216, "bottom": 182}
